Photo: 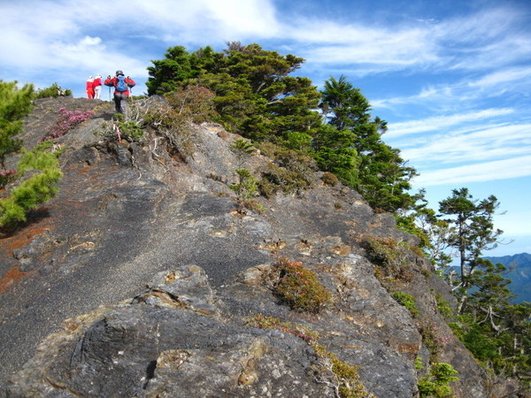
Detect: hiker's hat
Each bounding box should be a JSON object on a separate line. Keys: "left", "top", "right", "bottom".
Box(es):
{"left": 116, "top": 70, "right": 124, "bottom": 76}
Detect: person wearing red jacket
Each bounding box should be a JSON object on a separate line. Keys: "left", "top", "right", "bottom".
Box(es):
{"left": 92, "top": 75, "right": 102, "bottom": 99}
{"left": 86, "top": 76, "right": 94, "bottom": 99}
{"left": 104, "top": 70, "right": 136, "bottom": 113}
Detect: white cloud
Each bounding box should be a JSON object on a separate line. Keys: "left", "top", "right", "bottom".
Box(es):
{"left": 468, "top": 66, "right": 531, "bottom": 89}
{"left": 287, "top": 6, "right": 531, "bottom": 75}
{"left": 2, "top": 0, "right": 529, "bottom": 80}
{"left": 400, "top": 122, "right": 531, "bottom": 164}
{"left": 387, "top": 108, "right": 515, "bottom": 137}
{"left": 0, "top": 0, "right": 278, "bottom": 77}
{"left": 373, "top": 63, "right": 531, "bottom": 117}
{"left": 413, "top": 155, "right": 531, "bottom": 186}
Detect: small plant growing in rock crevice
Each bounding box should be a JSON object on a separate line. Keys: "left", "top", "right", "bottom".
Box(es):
{"left": 247, "top": 313, "right": 372, "bottom": 398}
{"left": 116, "top": 120, "right": 144, "bottom": 142}
{"left": 230, "top": 168, "right": 258, "bottom": 200}
{"left": 312, "top": 343, "right": 374, "bottom": 398}
{"left": 246, "top": 314, "right": 319, "bottom": 342}
{"left": 417, "top": 362, "right": 459, "bottom": 398}
{"left": 321, "top": 171, "right": 339, "bottom": 186}
{"left": 392, "top": 291, "right": 419, "bottom": 318}
{"left": 435, "top": 294, "right": 454, "bottom": 320}
{"left": 365, "top": 236, "right": 413, "bottom": 281}
{"left": 272, "top": 258, "right": 331, "bottom": 314}
{"left": 231, "top": 138, "right": 255, "bottom": 167}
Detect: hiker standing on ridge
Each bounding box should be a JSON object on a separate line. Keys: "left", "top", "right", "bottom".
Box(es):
{"left": 93, "top": 75, "right": 102, "bottom": 99}
{"left": 104, "top": 70, "right": 135, "bottom": 113}
{"left": 86, "top": 76, "right": 94, "bottom": 99}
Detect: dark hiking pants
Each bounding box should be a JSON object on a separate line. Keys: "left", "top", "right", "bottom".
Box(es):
{"left": 113, "top": 92, "right": 127, "bottom": 113}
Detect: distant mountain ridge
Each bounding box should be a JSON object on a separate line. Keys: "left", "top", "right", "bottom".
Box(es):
{"left": 486, "top": 252, "right": 531, "bottom": 303}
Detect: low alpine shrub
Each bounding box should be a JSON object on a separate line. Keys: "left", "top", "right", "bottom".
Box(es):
{"left": 272, "top": 258, "right": 331, "bottom": 313}
{"left": 392, "top": 291, "right": 419, "bottom": 317}
{"left": 418, "top": 362, "right": 459, "bottom": 398}
{"left": 41, "top": 108, "right": 93, "bottom": 142}
{"left": 34, "top": 83, "right": 71, "bottom": 99}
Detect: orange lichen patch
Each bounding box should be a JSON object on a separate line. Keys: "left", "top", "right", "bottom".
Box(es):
{"left": 0, "top": 266, "right": 30, "bottom": 294}
{"left": 0, "top": 224, "right": 52, "bottom": 255}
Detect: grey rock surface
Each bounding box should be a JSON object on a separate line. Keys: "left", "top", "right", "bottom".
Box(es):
{"left": 0, "top": 98, "right": 499, "bottom": 397}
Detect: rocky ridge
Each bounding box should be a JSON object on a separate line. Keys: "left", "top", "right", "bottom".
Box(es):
{"left": 0, "top": 97, "right": 515, "bottom": 397}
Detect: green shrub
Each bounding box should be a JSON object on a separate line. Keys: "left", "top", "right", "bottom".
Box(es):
{"left": 0, "top": 82, "right": 62, "bottom": 229}
{"left": 118, "top": 120, "right": 144, "bottom": 142}
{"left": 365, "top": 236, "right": 413, "bottom": 281}
{"left": 395, "top": 213, "right": 431, "bottom": 248}
{"left": 0, "top": 143, "right": 62, "bottom": 228}
{"left": 34, "top": 83, "right": 71, "bottom": 99}
{"left": 143, "top": 88, "right": 214, "bottom": 160}
{"left": 392, "top": 291, "right": 419, "bottom": 317}
{"left": 0, "top": 81, "right": 34, "bottom": 167}
{"left": 259, "top": 162, "right": 311, "bottom": 197}
{"left": 366, "top": 236, "right": 401, "bottom": 267}
{"left": 230, "top": 168, "right": 258, "bottom": 200}
{"left": 435, "top": 294, "right": 454, "bottom": 319}
{"left": 231, "top": 138, "right": 255, "bottom": 155}
{"left": 418, "top": 362, "right": 459, "bottom": 398}
{"left": 258, "top": 141, "right": 317, "bottom": 174}
{"left": 272, "top": 258, "right": 331, "bottom": 313}
{"left": 419, "top": 322, "right": 441, "bottom": 361}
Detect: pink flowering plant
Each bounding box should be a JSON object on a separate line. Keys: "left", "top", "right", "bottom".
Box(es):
{"left": 41, "top": 108, "right": 93, "bottom": 142}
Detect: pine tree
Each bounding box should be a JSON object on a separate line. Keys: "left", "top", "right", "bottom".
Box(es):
{"left": 0, "top": 82, "right": 62, "bottom": 229}
{"left": 320, "top": 75, "right": 417, "bottom": 212}
{"left": 0, "top": 81, "right": 34, "bottom": 168}
{"left": 438, "top": 188, "right": 502, "bottom": 311}
{"left": 147, "top": 43, "right": 322, "bottom": 141}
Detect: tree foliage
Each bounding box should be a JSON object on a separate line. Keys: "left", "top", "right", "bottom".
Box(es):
{"left": 438, "top": 188, "right": 502, "bottom": 293}
{"left": 432, "top": 189, "right": 529, "bottom": 390}
{"left": 320, "top": 75, "right": 417, "bottom": 212}
{"left": 0, "top": 142, "right": 62, "bottom": 228}
{"left": 147, "top": 42, "right": 322, "bottom": 142}
{"left": 0, "top": 81, "right": 62, "bottom": 230}
{"left": 34, "top": 82, "right": 71, "bottom": 99}
{"left": 147, "top": 44, "right": 419, "bottom": 213}
{"left": 0, "top": 81, "right": 34, "bottom": 167}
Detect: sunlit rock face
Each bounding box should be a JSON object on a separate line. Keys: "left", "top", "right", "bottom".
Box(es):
{"left": 1, "top": 97, "right": 499, "bottom": 397}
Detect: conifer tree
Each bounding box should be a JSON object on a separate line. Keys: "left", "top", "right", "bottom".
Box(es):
{"left": 147, "top": 43, "right": 322, "bottom": 141}
{"left": 436, "top": 189, "right": 529, "bottom": 388}
{"left": 0, "top": 81, "right": 34, "bottom": 168}
{"left": 320, "top": 75, "right": 417, "bottom": 212}
{"left": 438, "top": 188, "right": 502, "bottom": 307}
{"left": 0, "top": 81, "right": 62, "bottom": 229}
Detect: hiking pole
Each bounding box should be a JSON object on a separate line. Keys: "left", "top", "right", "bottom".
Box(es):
{"left": 108, "top": 86, "right": 111, "bottom": 101}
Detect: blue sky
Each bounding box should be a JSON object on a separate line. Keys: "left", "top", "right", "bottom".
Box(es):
{"left": 1, "top": 0, "right": 530, "bottom": 256}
